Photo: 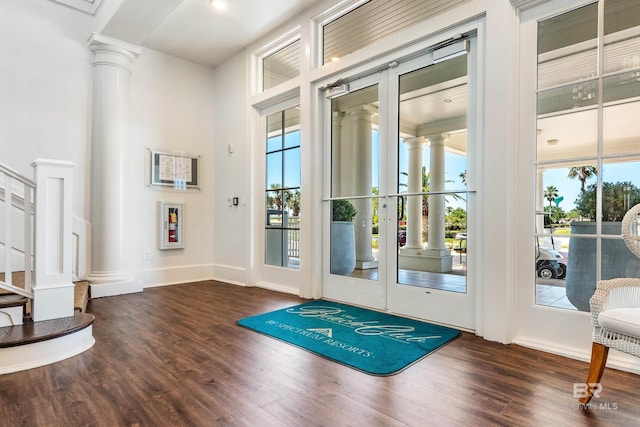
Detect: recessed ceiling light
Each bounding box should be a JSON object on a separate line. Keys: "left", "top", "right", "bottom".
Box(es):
{"left": 211, "top": 0, "right": 227, "bottom": 10}
{"left": 330, "top": 56, "right": 340, "bottom": 62}
{"left": 443, "top": 98, "right": 452, "bottom": 103}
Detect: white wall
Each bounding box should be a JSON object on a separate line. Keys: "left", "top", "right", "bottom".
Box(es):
{"left": 211, "top": 52, "right": 251, "bottom": 286}
{"left": 0, "top": 0, "right": 93, "bottom": 219}
{"left": 0, "top": 1, "right": 219, "bottom": 288}
{"left": 128, "top": 48, "right": 217, "bottom": 286}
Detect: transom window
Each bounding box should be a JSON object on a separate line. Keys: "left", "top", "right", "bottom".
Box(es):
{"left": 263, "top": 39, "right": 301, "bottom": 91}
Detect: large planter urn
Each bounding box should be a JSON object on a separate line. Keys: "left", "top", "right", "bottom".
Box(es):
{"left": 330, "top": 221, "right": 356, "bottom": 275}
{"left": 566, "top": 221, "right": 640, "bottom": 311}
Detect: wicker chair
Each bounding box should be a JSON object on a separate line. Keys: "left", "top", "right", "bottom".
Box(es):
{"left": 579, "top": 204, "right": 640, "bottom": 404}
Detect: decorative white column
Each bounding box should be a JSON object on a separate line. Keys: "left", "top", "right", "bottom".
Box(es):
{"left": 398, "top": 134, "right": 452, "bottom": 273}
{"left": 426, "top": 135, "right": 448, "bottom": 253}
{"left": 350, "top": 107, "right": 377, "bottom": 269}
{"left": 31, "top": 160, "right": 75, "bottom": 321}
{"left": 536, "top": 167, "right": 545, "bottom": 233}
{"left": 331, "top": 111, "right": 344, "bottom": 196}
{"left": 87, "top": 33, "right": 143, "bottom": 297}
{"left": 402, "top": 137, "right": 425, "bottom": 250}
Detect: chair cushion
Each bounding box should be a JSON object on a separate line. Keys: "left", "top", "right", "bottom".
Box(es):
{"left": 598, "top": 308, "right": 640, "bottom": 338}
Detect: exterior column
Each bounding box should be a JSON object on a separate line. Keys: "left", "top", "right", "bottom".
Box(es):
{"left": 402, "top": 137, "right": 425, "bottom": 250}
{"left": 398, "top": 134, "right": 452, "bottom": 273}
{"left": 331, "top": 111, "right": 344, "bottom": 196}
{"left": 536, "top": 167, "right": 545, "bottom": 233}
{"left": 350, "top": 108, "right": 377, "bottom": 269}
{"left": 426, "top": 135, "right": 448, "bottom": 253}
{"left": 87, "top": 33, "right": 143, "bottom": 297}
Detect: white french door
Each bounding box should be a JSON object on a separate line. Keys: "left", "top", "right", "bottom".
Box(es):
{"left": 322, "top": 36, "right": 478, "bottom": 330}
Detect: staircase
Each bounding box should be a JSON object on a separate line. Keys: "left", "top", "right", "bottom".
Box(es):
{"left": 0, "top": 160, "right": 95, "bottom": 374}
{"left": 1, "top": 271, "right": 90, "bottom": 323}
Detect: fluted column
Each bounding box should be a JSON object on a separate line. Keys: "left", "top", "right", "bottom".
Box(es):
{"left": 403, "top": 137, "right": 425, "bottom": 250}
{"left": 87, "top": 34, "right": 142, "bottom": 294}
{"left": 350, "top": 108, "right": 376, "bottom": 268}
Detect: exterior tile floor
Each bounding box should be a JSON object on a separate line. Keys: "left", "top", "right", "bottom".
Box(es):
{"left": 536, "top": 282, "right": 577, "bottom": 310}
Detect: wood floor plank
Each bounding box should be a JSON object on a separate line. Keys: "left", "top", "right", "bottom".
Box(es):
{"left": 1, "top": 280, "right": 639, "bottom": 426}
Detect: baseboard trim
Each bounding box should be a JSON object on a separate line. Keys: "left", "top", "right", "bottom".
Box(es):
{"left": 254, "top": 280, "right": 300, "bottom": 296}
{"left": 513, "top": 336, "right": 640, "bottom": 375}
{"left": 136, "top": 264, "right": 215, "bottom": 288}
{"left": 90, "top": 279, "right": 144, "bottom": 298}
{"left": 212, "top": 263, "right": 247, "bottom": 285}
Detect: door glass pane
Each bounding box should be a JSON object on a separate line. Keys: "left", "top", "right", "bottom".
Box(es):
{"left": 330, "top": 85, "right": 379, "bottom": 278}
{"left": 396, "top": 55, "right": 468, "bottom": 292}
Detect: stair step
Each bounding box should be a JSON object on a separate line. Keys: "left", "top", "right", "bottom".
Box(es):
{"left": 0, "top": 294, "right": 28, "bottom": 309}
{"left": 0, "top": 312, "right": 94, "bottom": 348}
{"left": 2, "top": 271, "right": 90, "bottom": 313}
{"left": 74, "top": 281, "right": 90, "bottom": 313}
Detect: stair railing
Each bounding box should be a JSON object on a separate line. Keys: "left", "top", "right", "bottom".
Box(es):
{"left": 0, "top": 162, "right": 35, "bottom": 299}
{"left": 1, "top": 160, "right": 75, "bottom": 321}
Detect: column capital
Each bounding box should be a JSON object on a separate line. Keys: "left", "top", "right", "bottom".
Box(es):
{"left": 403, "top": 136, "right": 426, "bottom": 147}
{"left": 347, "top": 104, "right": 377, "bottom": 119}
{"left": 88, "top": 33, "right": 142, "bottom": 71}
{"left": 426, "top": 134, "right": 448, "bottom": 145}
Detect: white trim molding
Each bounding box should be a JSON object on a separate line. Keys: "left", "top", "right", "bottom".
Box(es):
{"left": 49, "top": 0, "right": 103, "bottom": 15}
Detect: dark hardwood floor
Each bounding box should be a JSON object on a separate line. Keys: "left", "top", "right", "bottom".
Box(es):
{"left": 1, "top": 280, "right": 639, "bottom": 426}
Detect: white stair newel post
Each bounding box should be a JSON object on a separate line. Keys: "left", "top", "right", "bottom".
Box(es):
{"left": 31, "top": 159, "right": 75, "bottom": 322}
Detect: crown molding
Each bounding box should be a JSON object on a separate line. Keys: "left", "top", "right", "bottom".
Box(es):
{"left": 49, "top": 0, "right": 103, "bottom": 15}
{"left": 510, "top": 0, "right": 551, "bottom": 11}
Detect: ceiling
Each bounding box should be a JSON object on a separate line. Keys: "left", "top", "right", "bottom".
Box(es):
{"left": 99, "top": 0, "right": 318, "bottom": 68}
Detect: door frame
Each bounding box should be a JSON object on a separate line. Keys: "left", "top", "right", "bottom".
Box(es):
{"left": 320, "top": 71, "right": 390, "bottom": 311}
{"left": 318, "top": 33, "right": 480, "bottom": 330}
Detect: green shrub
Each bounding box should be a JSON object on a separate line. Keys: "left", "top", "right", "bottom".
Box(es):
{"left": 332, "top": 199, "right": 357, "bottom": 221}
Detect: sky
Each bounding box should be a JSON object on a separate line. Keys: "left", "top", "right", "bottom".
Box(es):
{"left": 268, "top": 129, "right": 638, "bottom": 214}
{"left": 542, "top": 161, "right": 640, "bottom": 211}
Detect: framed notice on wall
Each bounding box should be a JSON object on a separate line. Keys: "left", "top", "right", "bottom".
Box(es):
{"left": 150, "top": 150, "right": 200, "bottom": 189}
{"left": 159, "top": 202, "right": 184, "bottom": 250}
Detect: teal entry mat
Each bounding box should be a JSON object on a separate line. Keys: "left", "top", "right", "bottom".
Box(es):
{"left": 237, "top": 300, "right": 460, "bottom": 376}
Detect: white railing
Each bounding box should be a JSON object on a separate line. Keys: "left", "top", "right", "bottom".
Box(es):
{"left": 0, "top": 163, "right": 35, "bottom": 299}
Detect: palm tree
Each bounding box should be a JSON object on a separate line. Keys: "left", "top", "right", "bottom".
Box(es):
{"left": 568, "top": 165, "right": 597, "bottom": 192}
{"left": 459, "top": 170, "right": 467, "bottom": 186}
{"left": 544, "top": 185, "right": 559, "bottom": 208}
{"left": 400, "top": 166, "right": 464, "bottom": 241}
{"left": 285, "top": 190, "right": 300, "bottom": 216}
{"left": 267, "top": 184, "right": 283, "bottom": 210}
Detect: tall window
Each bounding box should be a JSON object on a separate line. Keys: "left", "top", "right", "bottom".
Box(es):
{"left": 535, "top": 0, "right": 640, "bottom": 311}
{"left": 265, "top": 107, "right": 301, "bottom": 269}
